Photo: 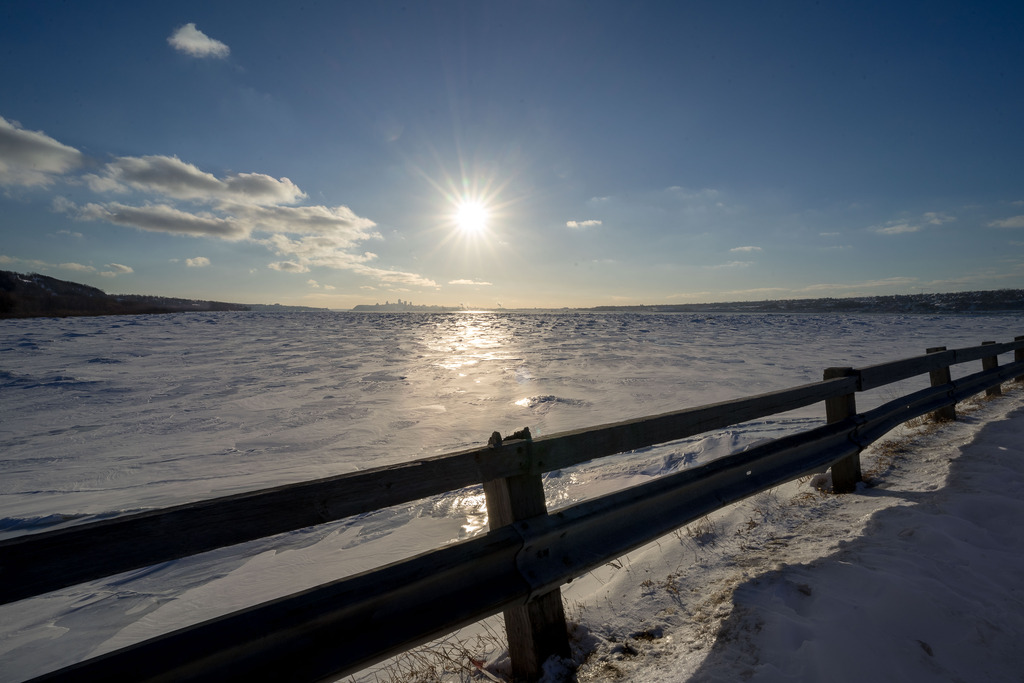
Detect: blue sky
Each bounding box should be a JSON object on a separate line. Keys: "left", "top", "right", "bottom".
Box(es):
{"left": 2, "top": 1, "right": 1022, "bottom": 309}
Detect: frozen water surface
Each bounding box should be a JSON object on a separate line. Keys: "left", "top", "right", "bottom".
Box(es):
{"left": 1, "top": 311, "right": 1021, "bottom": 679}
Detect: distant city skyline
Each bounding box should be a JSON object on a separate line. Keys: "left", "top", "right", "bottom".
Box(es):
{"left": 2, "top": 2, "right": 1023, "bottom": 309}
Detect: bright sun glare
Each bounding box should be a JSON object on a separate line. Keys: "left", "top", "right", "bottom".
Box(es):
{"left": 455, "top": 201, "right": 488, "bottom": 235}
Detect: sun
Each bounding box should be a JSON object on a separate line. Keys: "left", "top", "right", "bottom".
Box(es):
{"left": 454, "top": 201, "right": 488, "bottom": 235}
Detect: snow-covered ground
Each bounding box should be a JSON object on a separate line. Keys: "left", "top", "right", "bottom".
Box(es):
{"left": 560, "top": 386, "right": 1024, "bottom": 683}
{"left": 2, "top": 312, "right": 1022, "bottom": 681}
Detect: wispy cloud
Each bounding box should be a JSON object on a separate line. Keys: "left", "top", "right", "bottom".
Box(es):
{"left": 707, "top": 260, "right": 752, "bottom": 269}
{"left": 449, "top": 279, "right": 492, "bottom": 286}
{"left": 730, "top": 246, "right": 761, "bottom": 253}
{"left": 666, "top": 186, "right": 722, "bottom": 200}
{"left": 0, "top": 116, "right": 82, "bottom": 187}
{"left": 186, "top": 256, "right": 210, "bottom": 267}
{"left": 307, "top": 279, "right": 335, "bottom": 290}
{"left": 989, "top": 215, "right": 1024, "bottom": 229}
{"left": 566, "top": 219, "right": 602, "bottom": 229}
{"left": 168, "top": 23, "right": 230, "bottom": 59}
{"left": 100, "top": 263, "right": 133, "bottom": 278}
{"left": 923, "top": 212, "right": 955, "bottom": 225}
{"left": 0, "top": 255, "right": 132, "bottom": 278}
{"left": 268, "top": 261, "right": 309, "bottom": 273}
{"left": 872, "top": 212, "right": 955, "bottom": 235}
{"left": 226, "top": 203, "right": 376, "bottom": 236}
{"left": 874, "top": 222, "right": 921, "bottom": 235}
{"left": 87, "top": 155, "right": 306, "bottom": 205}
{"left": 798, "top": 276, "right": 918, "bottom": 292}
{"left": 59, "top": 262, "right": 95, "bottom": 272}
{"left": 70, "top": 202, "right": 248, "bottom": 239}
{"left": 357, "top": 267, "right": 438, "bottom": 289}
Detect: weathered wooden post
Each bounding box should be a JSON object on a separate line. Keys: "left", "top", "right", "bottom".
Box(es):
{"left": 482, "top": 429, "right": 570, "bottom": 681}
{"left": 1016, "top": 336, "right": 1024, "bottom": 383}
{"left": 982, "top": 341, "right": 1002, "bottom": 397}
{"left": 926, "top": 346, "right": 956, "bottom": 422}
{"left": 823, "top": 367, "right": 861, "bottom": 493}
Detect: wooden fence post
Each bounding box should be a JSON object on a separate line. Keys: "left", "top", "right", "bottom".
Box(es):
{"left": 1016, "top": 336, "right": 1024, "bottom": 383}
{"left": 483, "top": 430, "right": 570, "bottom": 681}
{"left": 982, "top": 341, "right": 1002, "bottom": 397}
{"left": 823, "top": 367, "right": 861, "bottom": 494}
{"left": 926, "top": 346, "right": 956, "bottom": 422}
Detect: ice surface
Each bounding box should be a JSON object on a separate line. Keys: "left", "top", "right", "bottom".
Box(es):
{"left": 1, "top": 311, "right": 1022, "bottom": 680}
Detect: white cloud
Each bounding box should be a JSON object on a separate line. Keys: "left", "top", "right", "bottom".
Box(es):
{"left": 666, "top": 186, "right": 722, "bottom": 201}
{"left": 258, "top": 227, "right": 437, "bottom": 288}
{"left": 92, "top": 155, "right": 306, "bottom": 205}
{"left": 874, "top": 222, "right": 920, "bottom": 235}
{"left": 0, "top": 116, "right": 82, "bottom": 187}
{"left": 730, "top": 246, "right": 762, "bottom": 253}
{"left": 73, "top": 201, "right": 249, "bottom": 239}
{"left": 989, "top": 215, "right": 1024, "bottom": 229}
{"left": 1, "top": 256, "right": 133, "bottom": 278}
{"left": 872, "top": 211, "right": 955, "bottom": 235}
{"left": 266, "top": 243, "right": 436, "bottom": 287}
{"left": 268, "top": 261, "right": 310, "bottom": 273}
{"left": 449, "top": 279, "right": 493, "bottom": 286}
{"left": 707, "top": 261, "right": 752, "bottom": 269}
{"left": 923, "top": 212, "right": 955, "bottom": 225}
{"left": 59, "top": 262, "right": 95, "bottom": 273}
{"left": 168, "top": 23, "right": 230, "bottom": 59}
{"left": 356, "top": 267, "right": 438, "bottom": 289}
{"left": 307, "top": 279, "right": 335, "bottom": 290}
{"left": 566, "top": 219, "right": 602, "bottom": 229}
{"left": 8, "top": 119, "right": 435, "bottom": 290}
{"left": 226, "top": 203, "right": 377, "bottom": 236}
{"left": 100, "top": 263, "right": 133, "bottom": 278}
{"left": 799, "top": 277, "right": 918, "bottom": 293}
{"left": 186, "top": 256, "right": 210, "bottom": 267}
{"left": 261, "top": 233, "right": 378, "bottom": 267}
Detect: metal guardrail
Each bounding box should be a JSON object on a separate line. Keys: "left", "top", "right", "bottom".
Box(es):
{"left": 8, "top": 335, "right": 1024, "bottom": 682}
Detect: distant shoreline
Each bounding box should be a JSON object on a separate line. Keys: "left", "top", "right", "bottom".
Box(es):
{"left": 3, "top": 270, "right": 1023, "bottom": 319}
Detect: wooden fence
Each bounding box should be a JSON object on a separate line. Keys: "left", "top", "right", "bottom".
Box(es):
{"left": 4, "top": 335, "right": 1024, "bottom": 682}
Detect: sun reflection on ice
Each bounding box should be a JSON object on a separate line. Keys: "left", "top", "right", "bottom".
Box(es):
{"left": 453, "top": 489, "right": 490, "bottom": 536}
{"left": 427, "top": 313, "right": 516, "bottom": 372}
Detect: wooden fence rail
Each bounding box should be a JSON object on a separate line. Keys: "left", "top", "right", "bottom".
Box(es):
{"left": 5, "top": 336, "right": 1024, "bottom": 682}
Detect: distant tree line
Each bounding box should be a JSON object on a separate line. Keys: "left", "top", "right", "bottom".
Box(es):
{"left": 0, "top": 271, "right": 249, "bottom": 319}
{"left": 587, "top": 290, "right": 1024, "bottom": 314}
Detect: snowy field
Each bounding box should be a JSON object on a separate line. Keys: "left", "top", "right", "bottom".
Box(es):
{"left": 1, "top": 311, "right": 1022, "bottom": 681}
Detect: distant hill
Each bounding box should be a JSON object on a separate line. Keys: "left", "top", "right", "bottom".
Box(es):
{"left": 0, "top": 271, "right": 250, "bottom": 318}
{"left": 586, "top": 290, "right": 1024, "bottom": 314}
{"left": 5, "top": 270, "right": 1023, "bottom": 319}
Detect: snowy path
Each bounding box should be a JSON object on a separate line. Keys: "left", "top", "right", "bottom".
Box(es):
{"left": 558, "top": 387, "right": 1024, "bottom": 682}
